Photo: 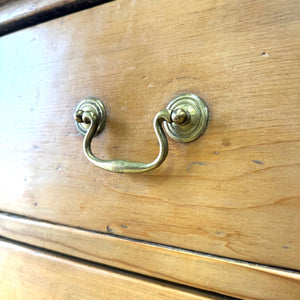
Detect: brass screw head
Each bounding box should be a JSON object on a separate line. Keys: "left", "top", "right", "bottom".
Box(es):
{"left": 74, "top": 110, "right": 84, "bottom": 123}
{"left": 171, "top": 108, "right": 188, "bottom": 124}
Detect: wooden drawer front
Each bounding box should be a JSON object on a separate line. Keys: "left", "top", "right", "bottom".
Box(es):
{"left": 0, "top": 239, "right": 221, "bottom": 300}
{"left": 1, "top": 214, "right": 299, "bottom": 300}
{"left": 0, "top": 0, "right": 299, "bottom": 271}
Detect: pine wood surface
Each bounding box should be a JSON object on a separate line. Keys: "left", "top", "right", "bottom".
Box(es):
{"left": 0, "top": 213, "right": 299, "bottom": 300}
{"left": 0, "top": 0, "right": 299, "bottom": 270}
{"left": 0, "top": 239, "right": 225, "bottom": 300}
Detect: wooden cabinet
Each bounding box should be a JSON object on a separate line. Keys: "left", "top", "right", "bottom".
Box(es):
{"left": 0, "top": 0, "right": 299, "bottom": 299}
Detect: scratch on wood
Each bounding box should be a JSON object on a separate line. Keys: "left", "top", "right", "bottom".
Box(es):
{"left": 106, "top": 225, "right": 113, "bottom": 234}
{"left": 252, "top": 160, "right": 264, "bottom": 165}
{"left": 187, "top": 161, "right": 207, "bottom": 172}
{"left": 282, "top": 245, "right": 291, "bottom": 249}
{"left": 216, "top": 231, "right": 226, "bottom": 237}
{"left": 94, "top": 55, "right": 101, "bottom": 66}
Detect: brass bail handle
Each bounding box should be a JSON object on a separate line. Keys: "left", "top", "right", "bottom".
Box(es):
{"left": 74, "top": 94, "right": 209, "bottom": 174}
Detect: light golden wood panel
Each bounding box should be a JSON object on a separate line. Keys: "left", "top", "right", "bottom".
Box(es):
{"left": 1, "top": 213, "right": 299, "bottom": 300}
{"left": 0, "top": 0, "right": 299, "bottom": 269}
{"left": 0, "top": 239, "right": 223, "bottom": 300}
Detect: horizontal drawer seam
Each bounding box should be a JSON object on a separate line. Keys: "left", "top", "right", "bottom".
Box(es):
{"left": 0, "top": 211, "right": 299, "bottom": 300}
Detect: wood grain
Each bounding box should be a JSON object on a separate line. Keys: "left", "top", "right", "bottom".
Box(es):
{"left": 0, "top": 239, "right": 223, "bottom": 300}
{"left": 0, "top": 0, "right": 299, "bottom": 270}
{"left": 0, "top": 0, "right": 110, "bottom": 36}
{"left": 0, "top": 213, "right": 299, "bottom": 300}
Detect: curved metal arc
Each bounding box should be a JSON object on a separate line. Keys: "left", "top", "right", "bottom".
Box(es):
{"left": 82, "top": 109, "right": 172, "bottom": 174}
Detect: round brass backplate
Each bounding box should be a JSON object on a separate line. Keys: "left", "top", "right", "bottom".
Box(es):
{"left": 164, "top": 94, "right": 209, "bottom": 143}
{"left": 74, "top": 97, "right": 106, "bottom": 136}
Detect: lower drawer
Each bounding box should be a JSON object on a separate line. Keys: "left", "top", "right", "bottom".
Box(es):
{"left": 0, "top": 239, "right": 223, "bottom": 300}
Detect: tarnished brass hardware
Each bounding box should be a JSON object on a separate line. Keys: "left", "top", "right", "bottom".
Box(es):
{"left": 164, "top": 94, "right": 209, "bottom": 143}
{"left": 74, "top": 94, "right": 209, "bottom": 174}
{"left": 74, "top": 97, "right": 106, "bottom": 137}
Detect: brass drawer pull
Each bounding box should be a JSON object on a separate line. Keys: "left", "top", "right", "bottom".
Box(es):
{"left": 74, "top": 94, "right": 208, "bottom": 174}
